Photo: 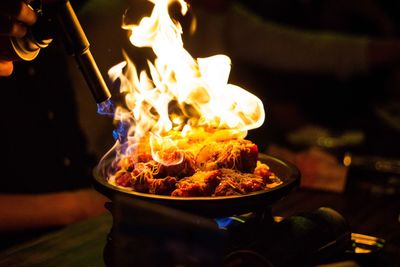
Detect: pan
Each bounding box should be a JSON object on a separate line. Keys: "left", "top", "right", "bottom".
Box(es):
{"left": 93, "top": 153, "right": 300, "bottom": 218}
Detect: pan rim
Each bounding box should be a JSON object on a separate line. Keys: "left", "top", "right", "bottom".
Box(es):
{"left": 93, "top": 153, "right": 300, "bottom": 202}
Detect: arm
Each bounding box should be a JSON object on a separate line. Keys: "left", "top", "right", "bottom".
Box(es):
{"left": 0, "top": 189, "right": 108, "bottom": 232}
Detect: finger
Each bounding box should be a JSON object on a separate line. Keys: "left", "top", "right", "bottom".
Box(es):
{"left": 15, "top": 2, "right": 37, "bottom": 25}
{"left": 0, "top": 17, "right": 27, "bottom": 37}
{"left": 0, "top": 60, "right": 13, "bottom": 76}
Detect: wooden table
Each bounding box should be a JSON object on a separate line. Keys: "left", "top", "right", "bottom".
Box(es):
{"left": 0, "top": 188, "right": 399, "bottom": 267}
{"left": 0, "top": 214, "right": 112, "bottom": 267}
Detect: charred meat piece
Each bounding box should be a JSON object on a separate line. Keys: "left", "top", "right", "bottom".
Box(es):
{"left": 254, "top": 162, "right": 274, "bottom": 182}
{"left": 115, "top": 171, "right": 132, "bottom": 187}
{"left": 157, "top": 152, "right": 196, "bottom": 178}
{"left": 214, "top": 179, "right": 243, "bottom": 196}
{"left": 110, "top": 137, "right": 282, "bottom": 197}
{"left": 130, "top": 162, "right": 158, "bottom": 192}
{"left": 147, "top": 176, "right": 177, "bottom": 195}
{"left": 129, "top": 162, "right": 178, "bottom": 194}
{"left": 114, "top": 152, "right": 153, "bottom": 173}
{"left": 195, "top": 139, "right": 258, "bottom": 173}
{"left": 215, "top": 169, "right": 264, "bottom": 195}
{"left": 172, "top": 170, "right": 222, "bottom": 197}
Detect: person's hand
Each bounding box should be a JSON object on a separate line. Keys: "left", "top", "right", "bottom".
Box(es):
{"left": 0, "top": 0, "right": 37, "bottom": 76}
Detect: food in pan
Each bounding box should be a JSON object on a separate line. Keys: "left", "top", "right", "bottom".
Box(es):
{"left": 108, "top": 133, "right": 282, "bottom": 197}
{"left": 103, "top": 0, "right": 277, "bottom": 197}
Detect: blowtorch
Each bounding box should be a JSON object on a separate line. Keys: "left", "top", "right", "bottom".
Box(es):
{"left": 0, "top": 0, "right": 111, "bottom": 104}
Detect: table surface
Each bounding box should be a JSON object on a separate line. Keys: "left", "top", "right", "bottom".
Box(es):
{"left": 0, "top": 214, "right": 111, "bottom": 267}
{"left": 0, "top": 188, "right": 399, "bottom": 267}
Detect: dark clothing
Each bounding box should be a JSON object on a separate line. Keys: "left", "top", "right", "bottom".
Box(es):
{"left": 0, "top": 40, "right": 96, "bottom": 250}
{"left": 0, "top": 40, "right": 95, "bottom": 194}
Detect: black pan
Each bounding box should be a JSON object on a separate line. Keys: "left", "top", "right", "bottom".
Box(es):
{"left": 93, "top": 154, "right": 300, "bottom": 218}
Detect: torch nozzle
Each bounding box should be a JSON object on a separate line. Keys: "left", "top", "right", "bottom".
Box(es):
{"left": 75, "top": 48, "right": 111, "bottom": 103}
{"left": 48, "top": 0, "right": 111, "bottom": 103}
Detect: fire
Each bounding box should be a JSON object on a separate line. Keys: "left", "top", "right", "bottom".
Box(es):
{"left": 105, "top": 0, "right": 265, "bottom": 166}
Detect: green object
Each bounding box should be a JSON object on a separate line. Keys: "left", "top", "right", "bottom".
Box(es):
{"left": 0, "top": 214, "right": 112, "bottom": 267}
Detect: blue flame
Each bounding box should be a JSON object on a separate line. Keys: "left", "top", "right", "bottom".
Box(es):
{"left": 97, "top": 99, "right": 115, "bottom": 116}
{"left": 215, "top": 216, "right": 246, "bottom": 230}
{"left": 112, "top": 121, "right": 130, "bottom": 143}
{"left": 97, "top": 98, "right": 129, "bottom": 144}
{"left": 215, "top": 217, "right": 234, "bottom": 229}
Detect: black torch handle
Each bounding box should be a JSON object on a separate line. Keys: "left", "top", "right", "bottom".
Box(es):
{"left": 47, "top": 0, "right": 111, "bottom": 103}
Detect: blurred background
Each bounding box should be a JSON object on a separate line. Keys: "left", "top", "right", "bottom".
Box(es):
{"left": 1, "top": 0, "right": 399, "bottom": 264}
{"left": 68, "top": 0, "right": 400, "bottom": 195}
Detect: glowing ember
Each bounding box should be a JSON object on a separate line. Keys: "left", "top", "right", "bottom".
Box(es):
{"left": 102, "top": 0, "right": 265, "bottom": 173}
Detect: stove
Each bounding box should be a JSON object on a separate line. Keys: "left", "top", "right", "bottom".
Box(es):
{"left": 93, "top": 155, "right": 383, "bottom": 266}
{"left": 101, "top": 196, "right": 356, "bottom": 267}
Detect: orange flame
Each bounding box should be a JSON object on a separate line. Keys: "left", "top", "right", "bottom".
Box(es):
{"left": 108, "top": 0, "right": 265, "bottom": 165}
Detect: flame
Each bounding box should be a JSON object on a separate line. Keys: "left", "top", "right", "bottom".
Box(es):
{"left": 107, "top": 0, "right": 265, "bottom": 166}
